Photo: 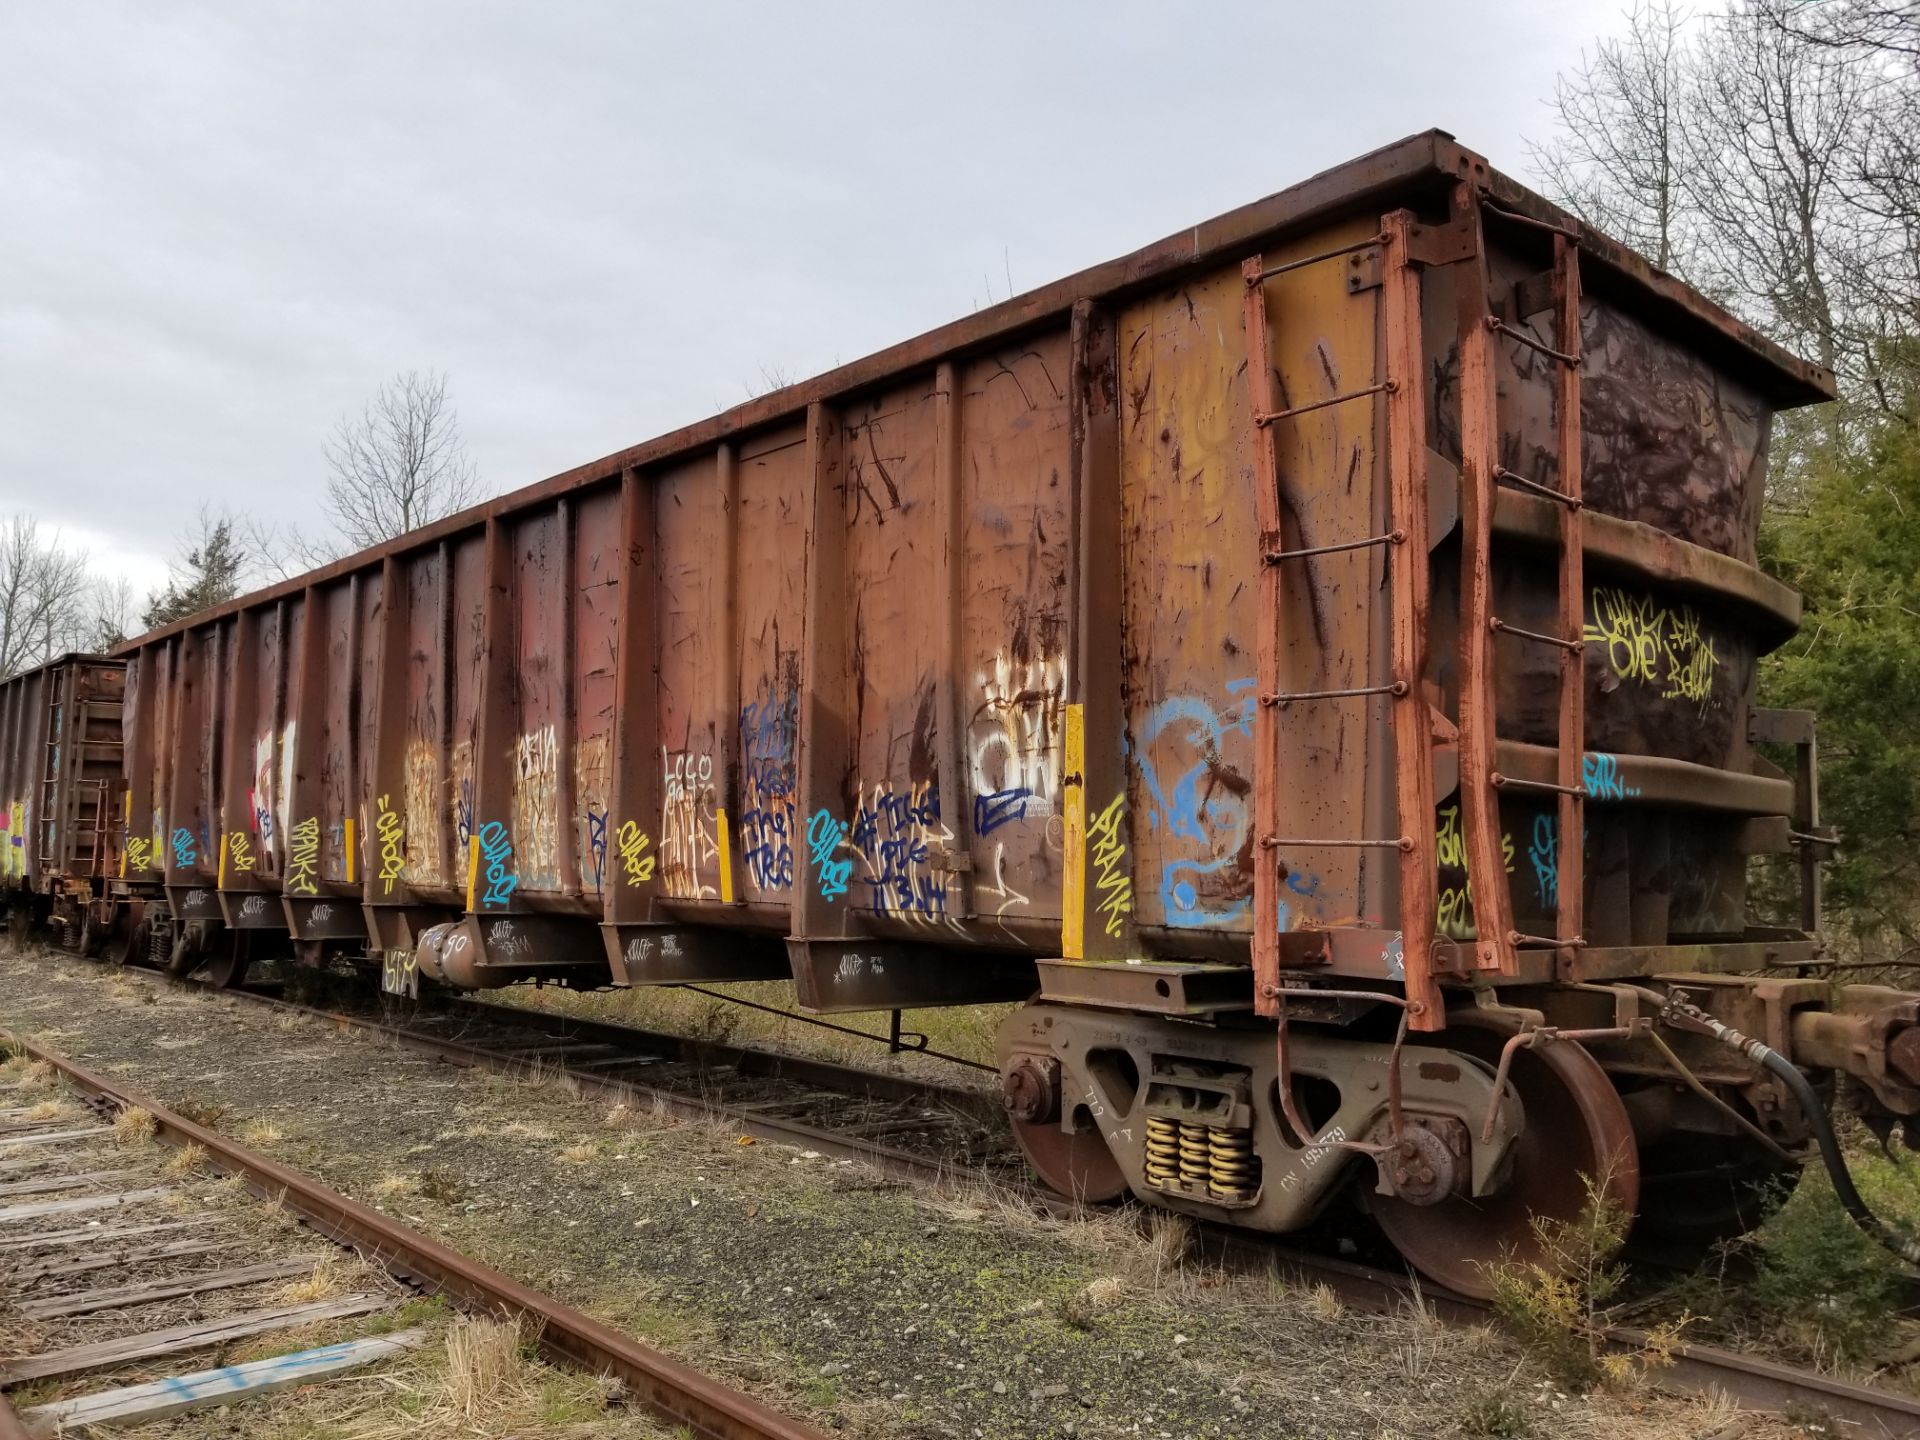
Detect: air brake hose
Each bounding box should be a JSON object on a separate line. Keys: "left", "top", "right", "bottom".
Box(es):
{"left": 1663, "top": 995, "right": 1920, "bottom": 1268}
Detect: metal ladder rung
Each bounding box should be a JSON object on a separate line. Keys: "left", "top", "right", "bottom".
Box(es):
{"left": 1261, "top": 681, "right": 1407, "bottom": 707}
{"left": 1489, "top": 618, "right": 1582, "bottom": 653}
{"left": 1490, "top": 772, "right": 1586, "bottom": 798}
{"left": 1510, "top": 931, "right": 1587, "bottom": 949}
{"left": 1247, "top": 233, "right": 1386, "bottom": 284}
{"left": 1487, "top": 316, "right": 1579, "bottom": 366}
{"left": 1261, "top": 834, "right": 1414, "bottom": 853}
{"left": 1255, "top": 380, "right": 1395, "bottom": 427}
{"left": 1492, "top": 466, "right": 1581, "bottom": 509}
{"left": 1263, "top": 529, "right": 1403, "bottom": 564}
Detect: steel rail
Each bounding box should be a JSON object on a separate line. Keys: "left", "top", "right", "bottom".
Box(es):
{"left": 0, "top": 1031, "right": 826, "bottom": 1440}
{"left": 33, "top": 953, "right": 1920, "bottom": 1435}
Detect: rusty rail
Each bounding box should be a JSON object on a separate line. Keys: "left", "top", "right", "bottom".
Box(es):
{"left": 1, "top": 1032, "right": 826, "bottom": 1440}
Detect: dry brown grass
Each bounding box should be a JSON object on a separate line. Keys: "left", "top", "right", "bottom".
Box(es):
{"left": 21, "top": 1098, "right": 63, "bottom": 1121}
{"left": 559, "top": 1141, "right": 599, "bottom": 1164}
{"left": 112, "top": 1104, "right": 156, "bottom": 1145}
{"left": 163, "top": 1140, "right": 208, "bottom": 1176}
{"left": 276, "top": 1253, "right": 350, "bottom": 1304}
{"left": 242, "top": 1118, "right": 286, "bottom": 1146}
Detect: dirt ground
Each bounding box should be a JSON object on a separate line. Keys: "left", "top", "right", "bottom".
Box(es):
{"left": 0, "top": 947, "right": 1814, "bottom": 1439}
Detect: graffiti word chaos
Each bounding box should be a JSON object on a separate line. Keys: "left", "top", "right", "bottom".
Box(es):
{"left": 125, "top": 835, "right": 155, "bottom": 872}
{"left": 170, "top": 827, "right": 197, "bottom": 869}
{"left": 1088, "top": 794, "right": 1133, "bottom": 938}
{"left": 228, "top": 832, "right": 256, "bottom": 873}
{"left": 1584, "top": 586, "right": 1719, "bottom": 710}
{"left": 806, "top": 809, "right": 854, "bottom": 902}
{"left": 286, "top": 817, "right": 321, "bottom": 896}
{"left": 476, "top": 820, "right": 517, "bottom": 908}
{"left": 374, "top": 795, "right": 406, "bottom": 895}
{"left": 616, "top": 821, "right": 656, "bottom": 886}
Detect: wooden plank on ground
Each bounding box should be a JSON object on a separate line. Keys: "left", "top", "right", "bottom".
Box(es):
{"left": 18, "top": 1257, "right": 318, "bottom": 1318}
{"left": 0, "top": 1214, "right": 220, "bottom": 1254}
{"left": 3, "top": 1234, "right": 238, "bottom": 1287}
{"left": 17, "top": 1327, "right": 428, "bottom": 1436}
{"left": 0, "top": 1169, "right": 131, "bottom": 1198}
{"left": 0, "top": 1150, "right": 110, "bottom": 1176}
{"left": 0, "top": 1292, "right": 390, "bottom": 1384}
{"left": 0, "top": 1126, "right": 110, "bottom": 1150}
{"left": 0, "top": 1186, "right": 169, "bottom": 1224}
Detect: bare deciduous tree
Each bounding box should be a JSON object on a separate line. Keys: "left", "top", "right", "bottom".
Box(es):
{"left": 321, "top": 370, "right": 481, "bottom": 550}
{"left": 0, "top": 516, "right": 92, "bottom": 678}
{"left": 1532, "top": 0, "right": 1696, "bottom": 273}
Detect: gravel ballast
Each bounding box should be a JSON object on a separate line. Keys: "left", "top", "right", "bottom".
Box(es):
{"left": 0, "top": 947, "right": 1801, "bottom": 1439}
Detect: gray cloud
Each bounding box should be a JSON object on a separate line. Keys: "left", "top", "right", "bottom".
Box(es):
{"left": 1, "top": 1, "right": 1623, "bottom": 589}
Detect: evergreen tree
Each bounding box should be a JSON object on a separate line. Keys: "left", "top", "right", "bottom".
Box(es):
{"left": 141, "top": 514, "right": 246, "bottom": 629}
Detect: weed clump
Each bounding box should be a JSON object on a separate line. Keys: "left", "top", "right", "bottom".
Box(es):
{"left": 1486, "top": 1173, "right": 1689, "bottom": 1391}
{"left": 1751, "top": 1157, "right": 1918, "bottom": 1362}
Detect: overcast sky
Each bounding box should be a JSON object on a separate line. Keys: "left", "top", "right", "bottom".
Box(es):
{"left": 1, "top": 2, "right": 1635, "bottom": 597}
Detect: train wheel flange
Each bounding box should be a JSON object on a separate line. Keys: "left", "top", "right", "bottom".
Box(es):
{"left": 1370, "top": 1010, "right": 1639, "bottom": 1300}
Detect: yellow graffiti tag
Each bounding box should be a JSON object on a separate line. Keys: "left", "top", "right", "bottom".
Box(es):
{"left": 287, "top": 816, "right": 321, "bottom": 896}
{"left": 616, "top": 821, "right": 656, "bottom": 886}
{"left": 1583, "top": 586, "right": 1719, "bottom": 709}
{"left": 228, "top": 833, "right": 256, "bottom": 873}
{"left": 1088, "top": 794, "right": 1133, "bottom": 939}
{"left": 375, "top": 795, "right": 406, "bottom": 895}
{"left": 125, "top": 836, "right": 155, "bottom": 872}
{"left": 1433, "top": 805, "right": 1516, "bottom": 940}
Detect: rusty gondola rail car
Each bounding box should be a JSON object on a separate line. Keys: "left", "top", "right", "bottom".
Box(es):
{"left": 24, "top": 128, "right": 1920, "bottom": 1291}
{"left": 0, "top": 654, "right": 126, "bottom": 947}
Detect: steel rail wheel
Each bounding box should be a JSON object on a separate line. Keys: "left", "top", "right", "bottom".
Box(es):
{"left": 1370, "top": 1009, "right": 1640, "bottom": 1300}
{"left": 1009, "top": 1111, "right": 1129, "bottom": 1204}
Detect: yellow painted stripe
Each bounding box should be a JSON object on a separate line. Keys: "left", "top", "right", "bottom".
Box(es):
{"left": 465, "top": 834, "right": 481, "bottom": 911}
{"left": 715, "top": 807, "right": 735, "bottom": 904}
{"left": 1061, "top": 703, "right": 1086, "bottom": 959}
{"left": 344, "top": 817, "right": 357, "bottom": 884}
{"left": 120, "top": 789, "right": 130, "bottom": 878}
{"left": 218, "top": 832, "right": 229, "bottom": 889}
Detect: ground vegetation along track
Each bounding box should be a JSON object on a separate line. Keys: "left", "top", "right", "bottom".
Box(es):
{"left": 239, "top": 970, "right": 1920, "bottom": 1436}
{"left": 30, "top": 946, "right": 1920, "bottom": 1438}
{"left": 0, "top": 1029, "right": 824, "bottom": 1440}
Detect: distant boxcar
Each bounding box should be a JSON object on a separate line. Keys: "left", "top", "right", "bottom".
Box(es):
{"left": 0, "top": 654, "right": 125, "bottom": 945}
{"left": 58, "top": 131, "right": 1920, "bottom": 1296}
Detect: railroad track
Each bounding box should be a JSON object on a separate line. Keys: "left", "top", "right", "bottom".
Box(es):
{"left": 0, "top": 1028, "right": 825, "bottom": 1440}
{"left": 36, "top": 948, "right": 1920, "bottom": 1437}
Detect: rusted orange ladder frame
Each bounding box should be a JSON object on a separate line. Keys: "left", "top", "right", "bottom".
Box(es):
{"left": 1242, "top": 201, "right": 1587, "bottom": 1032}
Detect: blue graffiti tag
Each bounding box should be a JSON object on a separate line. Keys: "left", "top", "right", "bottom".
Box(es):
{"left": 170, "top": 827, "right": 197, "bottom": 868}
{"left": 1139, "top": 680, "right": 1257, "bottom": 928}
{"left": 851, "top": 784, "right": 945, "bottom": 915}
{"left": 476, "top": 820, "right": 517, "bottom": 907}
{"left": 1528, "top": 813, "right": 1558, "bottom": 910}
{"left": 973, "top": 787, "right": 1030, "bottom": 836}
{"left": 584, "top": 805, "right": 608, "bottom": 893}
{"left": 739, "top": 690, "right": 798, "bottom": 890}
{"left": 806, "top": 809, "right": 853, "bottom": 902}
{"left": 1582, "top": 752, "right": 1641, "bottom": 801}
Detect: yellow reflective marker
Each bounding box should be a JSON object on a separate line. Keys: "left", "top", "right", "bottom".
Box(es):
{"left": 1061, "top": 703, "right": 1086, "bottom": 959}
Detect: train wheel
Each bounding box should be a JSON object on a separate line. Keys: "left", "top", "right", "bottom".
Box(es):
{"left": 1370, "top": 1010, "right": 1640, "bottom": 1300}
{"left": 1010, "top": 1111, "right": 1129, "bottom": 1203}
{"left": 106, "top": 913, "right": 142, "bottom": 967}
{"left": 80, "top": 912, "right": 110, "bottom": 959}
{"left": 201, "top": 934, "right": 250, "bottom": 990}
{"left": 1001, "top": 1052, "right": 1129, "bottom": 1203}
